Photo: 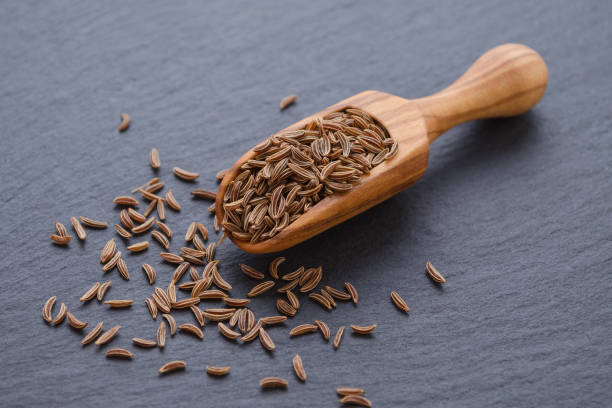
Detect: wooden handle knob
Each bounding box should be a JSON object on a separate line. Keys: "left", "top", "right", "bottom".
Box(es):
{"left": 416, "top": 43, "right": 548, "bottom": 142}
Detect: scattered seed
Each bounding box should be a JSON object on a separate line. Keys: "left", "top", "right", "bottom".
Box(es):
{"left": 240, "top": 264, "right": 265, "bottom": 280}
{"left": 345, "top": 282, "right": 358, "bottom": 304}
{"left": 241, "top": 320, "right": 263, "bottom": 342}
{"left": 191, "top": 189, "right": 216, "bottom": 200}
{"left": 50, "top": 234, "right": 71, "bottom": 245}
{"left": 104, "top": 299, "right": 133, "bottom": 308}
{"left": 80, "top": 282, "right": 101, "bottom": 302}
{"left": 333, "top": 325, "right": 345, "bottom": 350}
{"left": 339, "top": 395, "right": 372, "bottom": 407}
{"left": 127, "top": 241, "right": 149, "bottom": 252}
{"left": 132, "top": 216, "right": 156, "bottom": 234}
{"left": 276, "top": 298, "right": 297, "bottom": 317}
{"left": 113, "top": 196, "right": 139, "bottom": 206}
{"left": 100, "top": 239, "right": 116, "bottom": 263}
{"left": 172, "top": 262, "right": 190, "bottom": 282}
{"left": 118, "top": 113, "right": 130, "bottom": 132}
{"left": 42, "top": 296, "right": 57, "bottom": 323}
{"left": 95, "top": 324, "right": 120, "bottom": 346}
{"left": 165, "top": 189, "right": 181, "bottom": 211}
{"left": 70, "top": 217, "right": 87, "bottom": 240}
{"left": 81, "top": 321, "right": 104, "bottom": 345}
{"left": 314, "top": 320, "right": 330, "bottom": 340}
{"left": 66, "top": 312, "right": 88, "bottom": 329}
{"left": 281, "top": 266, "right": 304, "bottom": 281}
{"left": 156, "top": 220, "right": 173, "bottom": 238}
{"left": 141, "top": 264, "right": 156, "bottom": 284}
{"left": 337, "top": 387, "right": 365, "bottom": 396}
{"left": 114, "top": 224, "right": 132, "bottom": 239}
{"left": 150, "top": 148, "right": 160, "bottom": 169}
{"left": 248, "top": 281, "right": 275, "bottom": 297}
{"left": 277, "top": 279, "right": 300, "bottom": 293}
{"left": 117, "top": 258, "right": 130, "bottom": 280}
{"left": 199, "top": 289, "right": 228, "bottom": 299}
{"left": 325, "top": 285, "right": 352, "bottom": 301}
{"left": 143, "top": 200, "right": 156, "bottom": 217}
{"left": 145, "top": 297, "right": 158, "bottom": 320}
{"left": 156, "top": 199, "right": 166, "bottom": 221}
{"left": 97, "top": 281, "right": 112, "bottom": 301}
{"left": 309, "top": 293, "right": 332, "bottom": 310}
{"left": 102, "top": 251, "right": 122, "bottom": 272}
{"left": 260, "top": 315, "right": 287, "bottom": 325}
{"left": 172, "top": 298, "right": 200, "bottom": 309}
{"left": 218, "top": 322, "right": 241, "bottom": 340}
{"left": 299, "top": 267, "right": 322, "bottom": 292}
{"left": 52, "top": 303, "right": 67, "bottom": 325}
{"left": 160, "top": 252, "right": 184, "bottom": 264}
{"left": 350, "top": 324, "right": 376, "bottom": 334}
{"left": 320, "top": 289, "right": 337, "bottom": 308}
{"left": 106, "top": 348, "right": 134, "bottom": 359}
{"left": 162, "top": 314, "right": 177, "bottom": 335}
{"left": 292, "top": 354, "right": 306, "bottom": 381}
{"left": 390, "top": 291, "right": 410, "bottom": 312}
{"left": 259, "top": 328, "right": 275, "bottom": 351}
{"left": 206, "top": 365, "right": 231, "bottom": 376}
{"left": 128, "top": 208, "right": 146, "bottom": 223}
{"left": 286, "top": 290, "right": 300, "bottom": 309}
{"left": 259, "top": 377, "right": 287, "bottom": 388}
{"left": 280, "top": 94, "right": 298, "bottom": 110}
{"left": 179, "top": 323, "right": 204, "bottom": 339}
{"left": 223, "top": 298, "right": 251, "bottom": 307}
{"left": 55, "top": 222, "right": 67, "bottom": 236}
{"left": 79, "top": 216, "right": 108, "bottom": 229}
{"left": 133, "top": 337, "right": 157, "bottom": 348}
{"left": 157, "top": 321, "right": 166, "bottom": 347}
{"left": 173, "top": 167, "right": 200, "bottom": 181}
{"left": 426, "top": 261, "right": 446, "bottom": 283}
{"left": 158, "top": 360, "right": 186, "bottom": 375}
{"left": 268, "top": 257, "right": 285, "bottom": 279}
{"left": 290, "top": 323, "right": 318, "bottom": 337}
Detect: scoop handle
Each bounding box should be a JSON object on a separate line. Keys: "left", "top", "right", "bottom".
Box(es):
{"left": 415, "top": 43, "right": 548, "bottom": 143}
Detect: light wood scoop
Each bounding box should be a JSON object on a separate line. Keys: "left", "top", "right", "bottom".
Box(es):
{"left": 217, "top": 43, "right": 548, "bottom": 253}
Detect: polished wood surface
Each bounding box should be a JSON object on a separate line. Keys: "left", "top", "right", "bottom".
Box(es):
{"left": 217, "top": 43, "right": 548, "bottom": 253}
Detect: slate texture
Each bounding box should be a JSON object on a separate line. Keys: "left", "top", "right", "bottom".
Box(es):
{"left": 1, "top": 1, "right": 611, "bottom": 407}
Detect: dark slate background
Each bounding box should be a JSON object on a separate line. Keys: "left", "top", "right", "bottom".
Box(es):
{"left": 1, "top": 1, "right": 611, "bottom": 407}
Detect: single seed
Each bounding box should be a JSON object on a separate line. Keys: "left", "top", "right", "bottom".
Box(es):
{"left": 118, "top": 113, "right": 130, "bottom": 132}
{"left": 309, "top": 293, "right": 332, "bottom": 310}
{"left": 248, "top": 281, "right": 275, "bottom": 297}
{"left": 50, "top": 234, "right": 71, "bottom": 245}
{"left": 142, "top": 264, "right": 156, "bottom": 284}
{"left": 197, "top": 223, "right": 209, "bottom": 240}
{"left": 52, "top": 303, "right": 67, "bottom": 325}
{"left": 206, "top": 242, "right": 216, "bottom": 262}
{"left": 246, "top": 309, "right": 256, "bottom": 331}
{"left": 279, "top": 94, "right": 297, "bottom": 110}
{"left": 55, "top": 222, "right": 67, "bottom": 236}
{"left": 212, "top": 267, "right": 232, "bottom": 291}
{"left": 167, "top": 280, "right": 177, "bottom": 303}
{"left": 157, "top": 199, "right": 166, "bottom": 220}
{"left": 240, "top": 264, "right": 265, "bottom": 280}
{"left": 145, "top": 297, "right": 157, "bottom": 320}
{"left": 320, "top": 289, "right": 337, "bottom": 308}
{"left": 241, "top": 320, "right": 263, "bottom": 342}
{"left": 157, "top": 321, "right": 166, "bottom": 348}
{"left": 292, "top": 354, "right": 306, "bottom": 381}
{"left": 120, "top": 209, "right": 134, "bottom": 229}
{"left": 259, "top": 377, "right": 287, "bottom": 388}
{"left": 150, "top": 148, "right": 160, "bottom": 169}
{"left": 113, "top": 196, "right": 139, "bottom": 206}
{"left": 281, "top": 266, "right": 304, "bottom": 281}
{"left": 199, "top": 289, "right": 228, "bottom": 299}
{"left": 104, "top": 299, "right": 133, "bottom": 308}
{"left": 79, "top": 216, "right": 107, "bottom": 229}
{"left": 132, "top": 216, "right": 156, "bottom": 234}
{"left": 185, "top": 222, "right": 197, "bottom": 242}
{"left": 162, "top": 314, "right": 177, "bottom": 335}
{"left": 202, "top": 311, "right": 234, "bottom": 321}
{"left": 426, "top": 261, "right": 446, "bottom": 283}
{"left": 143, "top": 200, "right": 156, "bottom": 217}
{"left": 102, "top": 251, "right": 122, "bottom": 272}
{"left": 117, "top": 258, "right": 130, "bottom": 280}
{"left": 179, "top": 323, "right": 204, "bottom": 339}
{"left": 286, "top": 290, "right": 300, "bottom": 309}
{"left": 42, "top": 296, "right": 57, "bottom": 323}
{"left": 100, "top": 239, "right": 116, "bottom": 263}
{"left": 165, "top": 189, "right": 181, "bottom": 210}
{"left": 133, "top": 337, "right": 157, "bottom": 348}
{"left": 191, "top": 189, "right": 216, "bottom": 200}
{"left": 70, "top": 217, "right": 87, "bottom": 240}
{"left": 173, "top": 167, "right": 200, "bottom": 181}
{"left": 325, "top": 285, "right": 352, "bottom": 301}
{"left": 345, "top": 282, "right": 358, "bottom": 304}
{"left": 131, "top": 177, "right": 160, "bottom": 194}
{"left": 138, "top": 188, "right": 165, "bottom": 202}
{"left": 172, "top": 298, "right": 200, "bottom": 309}
{"left": 350, "top": 324, "right": 376, "bottom": 334}
{"left": 314, "top": 320, "right": 330, "bottom": 340}
{"left": 155, "top": 287, "right": 172, "bottom": 307}
{"left": 160, "top": 252, "right": 184, "bottom": 264}
{"left": 128, "top": 208, "right": 146, "bottom": 223}
{"left": 289, "top": 323, "right": 318, "bottom": 337}
{"left": 114, "top": 224, "right": 132, "bottom": 239}
{"left": 156, "top": 220, "right": 173, "bottom": 238}
{"left": 299, "top": 267, "right": 322, "bottom": 292}
{"left": 390, "top": 291, "right": 410, "bottom": 312}
{"left": 127, "top": 241, "right": 149, "bottom": 252}
{"left": 152, "top": 293, "right": 171, "bottom": 314}
{"left": 158, "top": 360, "right": 186, "bottom": 375}
{"left": 206, "top": 365, "right": 231, "bottom": 376}
{"left": 260, "top": 315, "right": 287, "bottom": 325}
{"left": 97, "top": 281, "right": 112, "bottom": 301}
{"left": 66, "top": 312, "right": 88, "bottom": 329}
{"left": 80, "top": 282, "right": 100, "bottom": 302}
{"left": 339, "top": 395, "right": 372, "bottom": 407}
{"left": 95, "top": 324, "right": 120, "bottom": 346}
{"left": 216, "top": 168, "right": 229, "bottom": 181}
{"left": 223, "top": 298, "right": 251, "bottom": 307}
{"left": 151, "top": 230, "right": 170, "bottom": 250}
{"left": 277, "top": 279, "right": 300, "bottom": 293}
{"left": 337, "top": 387, "right": 365, "bottom": 396}
{"left": 214, "top": 216, "right": 219, "bottom": 232}
{"left": 276, "top": 298, "right": 297, "bottom": 317}
{"left": 333, "top": 325, "right": 345, "bottom": 350}
{"left": 237, "top": 309, "right": 247, "bottom": 333}
{"left": 191, "top": 305, "right": 205, "bottom": 326}
{"left": 172, "top": 262, "right": 190, "bottom": 282}
{"left": 81, "top": 321, "right": 104, "bottom": 345}
{"left": 106, "top": 348, "right": 134, "bottom": 359}
{"left": 259, "top": 327, "right": 275, "bottom": 351}
{"left": 218, "top": 322, "right": 241, "bottom": 340}
{"left": 268, "top": 257, "right": 285, "bottom": 279}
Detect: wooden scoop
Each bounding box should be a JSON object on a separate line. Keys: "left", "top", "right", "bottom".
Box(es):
{"left": 217, "top": 43, "right": 548, "bottom": 253}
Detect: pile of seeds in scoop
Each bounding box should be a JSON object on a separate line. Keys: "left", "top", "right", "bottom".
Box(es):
{"left": 221, "top": 108, "right": 398, "bottom": 243}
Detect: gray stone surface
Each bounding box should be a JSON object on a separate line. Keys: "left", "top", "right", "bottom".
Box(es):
{"left": 1, "top": 1, "right": 611, "bottom": 407}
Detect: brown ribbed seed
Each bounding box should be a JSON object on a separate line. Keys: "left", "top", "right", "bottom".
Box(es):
{"left": 268, "top": 256, "right": 285, "bottom": 279}
{"left": 184, "top": 222, "right": 197, "bottom": 242}
{"left": 314, "top": 320, "right": 330, "bottom": 340}
{"left": 391, "top": 291, "right": 410, "bottom": 312}
{"left": 70, "top": 217, "right": 87, "bottom": 240}
{"left": 97, "top": 281, "right": 112, "bottom": 301}
{"left": 100, "top": 239, "right": 116, "bottom": 264}
{"left": 106, "top": 348, "right": 134, "bottom": 359}
{"left": 79, "top": 216, "right": 107, "bottom": 229}
{"left": 277, "top": 279, "right": 300, "bottom": 293}
{"left": 259, "top": 377, "right": 287, "bottom": 388}
{"left": 237, "top": 309, "right": 247, "bottom": 333}
{"left": 309, "top": 293, "right": 332, "bottom": 310}
{"left": 280, "top": 94, "right": 297, "bottom": 110}
{"left": 190, "top": 189, "right": 216, "bottom": 200}
{"left": 149, "top": 231, "right": 168, "bottom": 250}
{"left": 172, "top": 298, "right": 200, "bottom": 309}
{"left": 162, "top": 314, "right": 177, "bottom": 335}
{"left": 241, "top": 320, "right": 263, "bottom": 342}
{"left": 80, "top": 282, "right": 100, "bottom": 302}
{"left": 160, "top": 252, "right": 184, "bottom": 264}
{"left": 339, "top": 395, "right": 372, "bottom": 407}
{"left": 114, "top": 224, "right": 132, "bottom": 239}
{"left": 426, "top": 261, "right": 446, "bottom": 283}
{"left": 102, "top": 251, "right": 122, "bottom": 272}
{"left": 292, "top": 354, "right": 306, "bottom": 381}
{"left": 350, "top": 324, "right": 377, "bottom": 334}
{"left": 66, "top": 311, "right": 88, "bottom": 329}
{"left": 216, "top": 168, "right": 228, "bottom": 181}
{"left": 150, "top": 147, "right": 160, "bottom": 169}
{"left": 173, "top": 167, "right": 200, "bottom": 181}
{"left": 55, "top": 222, "right": 67, "bottom": 236}
{"left": 199, "top": 289, "right": 227, "bottom": 299}
{"left": 120, "top": 209, "right": 134, "bottom": 229}
{"left": 81, "top": 322, "right": 104, "bottom": 345}
{"left": 142, "top": 264, "right": 156, "bottom": 284}
{"left": 50, "top": 234, "right": 71, "bottom": 245}
{"left": 240, "top": 264, "right": 265, "bottom": 280}
{"left": 42, "top": 296, "right": 57, "bottom": 322}
{"left": 337, "top": 387, "right": 365, "bottom": 396}
{"left": 104, "top": 299, "right": 133, "bottom": 308}
{"left": 157, "top": 321, "right": 166, "bottom": 347}
{"left": 117, "top": 258, "right": 130, "bottom": 280}
{"left": 95, "top": 325, "right": 120, "bottom": 346}
{"left": 128, "top": 208, "right": 146, "bottom": 223}
{"left": 127, "top": 241, "right": 149, "bottom": 252}
{"left": 246, "top": 309, "right": 256, "bottom": 331}
{"left": 276, "top": 299, "right": 297, "bottom": 317}
{"left": 118, "top": 112, "right": 130, "bottom": 132}
{"left": 259, "top": 328, "right": 275, "bottom": 351}
{"left": 247, "top": 280, "right": 275, "bottom": 297}
{"left": 281, "top": 266, "right": 304, "bottom": 281}
{"left": 179, "top": 323, "right": 204, "bottom": 339}
{"left": 133, "top": 337, "right": 157, "bottom": 348}
{"left": 333, "top": 325, "right": 345, "bottom": 350}
{"left": 223, "top": 298, "right": 251, "bottom": 307}
{"left": 299, "top": 267, "right": 322, "bottom": 293}
{"left": 52, "top": 303, "right": 67, "bottom": 325}
{"left": 165, "top": 189, "right": 181, "bottom": 211}
{"left": 145, "top": 298, "right": 157, "bottom": 320}
{"left": 156, "top": 220, "right": 172, "bottom": 238}
{"left": 218, "top": 323, "right": 241, "bottom": 339}
{"left": 289, "top": 324, "right": 317, "bottom": 337}
{"left": 206, "top": 365, "right": 231, "bottom": 376}
{"left": 320, "top": 289, "right": 337, "bottom": 308}
{"left": 325, "top": 285, "right": 352, "bottom": 301}
{"left": 189, "top": 305, "right": 204, "bottom": 326}
{"left": 132, "top": 216, "right": 155, "bottom": 234}
{"left": 260, "top": 315, "right": 287, "bottom": 325}
{"left": 158, "top": 360, "right": 186, "bottom": 375}
{"left": 286, "top": 290, "right": 300, "bottom": 309}
{"left": 113, "top": 196, "right": 139, "bottom": 206}
{"left": 156, "top": 199, "right": 166, "bottom": 220}
{"left": 345, "top": 282, "right": 358, "bottom": 304}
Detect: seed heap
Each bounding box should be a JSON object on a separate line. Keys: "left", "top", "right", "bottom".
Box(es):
{"left": 221, "top": 108, "right": 398, "bottom": 243}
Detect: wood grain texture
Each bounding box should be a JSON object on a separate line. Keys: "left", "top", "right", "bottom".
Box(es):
{"left": 218, "top": 44, "right": 548, "bottom": 253}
